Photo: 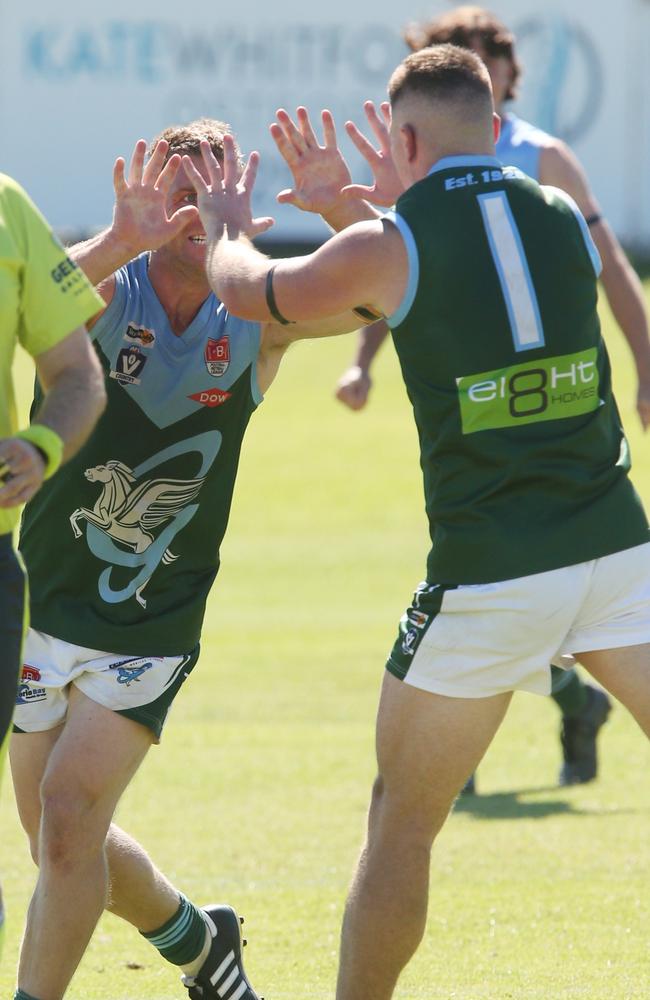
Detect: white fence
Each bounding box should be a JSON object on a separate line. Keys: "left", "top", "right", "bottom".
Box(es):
{"left": 1, "top": 0, "right": 648, "bottom": 247}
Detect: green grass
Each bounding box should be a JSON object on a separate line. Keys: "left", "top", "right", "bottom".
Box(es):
{"left": 1, "top": 286, "right": 650, "bottom": 999}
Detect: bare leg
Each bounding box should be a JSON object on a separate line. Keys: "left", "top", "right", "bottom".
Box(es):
{"left": 105, "top": 825, "right": 181, "bottom": 931}
{"left": 12, "top": 725, "right": 187, "bottom": 939}
{"left": 336, "top": 673, "right": 511, "bottom": 1000}
{"left": 577, "top": 643, "right": 650, "bottom": 736}
{"left": 14, "top": 687, "right": 155, "bottom": 999}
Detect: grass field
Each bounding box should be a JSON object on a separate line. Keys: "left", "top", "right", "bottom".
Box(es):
{"left": 1, "top": 287, "right": 650, "bottom": 999}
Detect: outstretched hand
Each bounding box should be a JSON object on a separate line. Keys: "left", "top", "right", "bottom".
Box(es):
{"left": 342, "top": 101, "right": 404, "bottom": 207}
{"left": 111, "top": 139, "right": 200, "bottom": 253}
{"left": 182, "top": 136, "right": 274, "bottom": 242}
{"left": 271, "top": 107, "right": 354, "bottom": 217}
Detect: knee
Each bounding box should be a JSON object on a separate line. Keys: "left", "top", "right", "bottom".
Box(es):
{"left": 39, "top": 782, "right": 106, "bottom": 871}
{"left": 27, "top": 831, "right": 41, "bottom": 867}
{"left": 16, "top": 808, "right": 42, "bottom": 865}
{"left": 368, "top": 771, "right": 445, "bottom": 851}
{"left": 13, "top": 797, "right": 42, "bottom": 865}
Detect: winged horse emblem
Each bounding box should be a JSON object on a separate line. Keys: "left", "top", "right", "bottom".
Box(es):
{"left": 70, "top": 460, "right": 205, "bottom": 606}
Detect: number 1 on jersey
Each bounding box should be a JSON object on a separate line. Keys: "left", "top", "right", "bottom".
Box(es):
{"left": 478, "top": 191, "right": 545, "bottom": 353}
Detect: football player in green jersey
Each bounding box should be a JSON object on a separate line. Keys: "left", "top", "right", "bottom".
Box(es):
{"left": 9, "top": 122, "right": 368, "bottom": 1000}
{"left": 187, "top": 44, "right": 650, "bottom": 1000}
{"left": 334, "top": 5, "right": 650, "bottom": 790}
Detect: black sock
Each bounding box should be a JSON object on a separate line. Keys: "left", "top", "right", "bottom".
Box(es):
{"left": 550, "top": 666, "right": 588, "bottom": 718}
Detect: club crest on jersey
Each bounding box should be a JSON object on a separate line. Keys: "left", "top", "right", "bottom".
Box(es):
{"left": 205, "top": 336, "right": 230, "bottom": 376}
{"left": 16, "top": 664, "right": 47, "bottom": 704}
{"left": 124, "top": 323, "right": 156, "bottom": 347}
{"left": 110, "top": 346, "right": 147, "bottom": 385}
{"left": 110, "top": 658, "right": 154, "bottom": 685}
{"left": 188, "top": 388, "right": 232, "bottom": 408}
{"left": 68, "top": 432, "right": 221, "bottom": 610}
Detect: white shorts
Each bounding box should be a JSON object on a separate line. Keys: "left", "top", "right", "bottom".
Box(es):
{"left": 386, "top": 543, "right": 650, "bottom": 698}
{"left": 14, "top": 629, "right": 199, "bottom": 738}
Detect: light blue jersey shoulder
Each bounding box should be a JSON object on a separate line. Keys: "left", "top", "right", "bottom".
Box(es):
{"left": 497, "top": 113, "right": 553, "bottom": 181}
{"left": 90, "top": 253, "right": 262, "bottom": 428}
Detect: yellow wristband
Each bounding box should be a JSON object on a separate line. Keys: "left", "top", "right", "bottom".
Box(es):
{"left": 15, "top": 424, "right": 64, "bottom": 480}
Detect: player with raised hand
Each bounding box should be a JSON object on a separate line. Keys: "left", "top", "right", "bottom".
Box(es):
{"left": 187, "top": 45, "right": 650, "bottom": 998}
{"left": 10, "top": 115, "right": 370, "bottom": 1000}
{"left": 335, "top": 6, "right": 650, "bottom": 433}
{"left": 333, "top": 17, "right": 633, "bottom": 786}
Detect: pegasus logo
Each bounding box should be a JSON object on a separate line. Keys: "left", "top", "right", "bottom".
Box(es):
{"left": 115, "top": 663, "right": 152, "bottom": 685}
{"left": 70, "top": 461, "right": 204, "bottom": 556}
{"left": 68, "top": 432, "right": 221, "bottom": 609}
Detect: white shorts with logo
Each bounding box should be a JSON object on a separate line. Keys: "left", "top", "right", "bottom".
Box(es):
{"left": 14, "top": 629, "right": 199, "bottom": 738}
{"left": 386, "top": 543, "right": 650, "bottom": 698}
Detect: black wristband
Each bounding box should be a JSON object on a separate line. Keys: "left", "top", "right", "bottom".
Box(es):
{"left": 585, "top": 213, "right": 602, "bottom": 228}
{"left": 265, "top": 265, "right": 292, "bottom": 325}
{"left": 353, "top": 305, "right": 384, "bottom": 324}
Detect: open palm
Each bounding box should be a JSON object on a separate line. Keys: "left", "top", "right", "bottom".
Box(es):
{"left": 111, "top": 139, "right": 199, "bottom": 252}
{"left": 271, "top": 107, "right": 353, "bottom": 215}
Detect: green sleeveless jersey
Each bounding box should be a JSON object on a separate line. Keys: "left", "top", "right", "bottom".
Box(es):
{"left": 20, "top": 255, "right": 262, "bottom": 655}
{"left": 385, "top": 156, "right": 648, "bottom": 584}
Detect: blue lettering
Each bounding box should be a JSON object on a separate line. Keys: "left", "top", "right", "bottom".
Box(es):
{"left": 69, "top": 30, "right": 103, "bottom": 74}
{"left": 132, "top": 22, "right": 166, "bottom": 83}
{"left": 24, "top": 21, "right": 167, "bottom": 81}
{"left": 25, "top": 28, "right": 65, "bottom": 78}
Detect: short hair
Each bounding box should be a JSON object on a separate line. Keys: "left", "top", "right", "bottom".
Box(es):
{"left": 403, "top": 6, "right": 521, "bottom": 102}
{"left": 147, "top": 117, "right": 241, "bottom": 166}
{"left": 389, "top": 44, "right": 494, "bottom": 118}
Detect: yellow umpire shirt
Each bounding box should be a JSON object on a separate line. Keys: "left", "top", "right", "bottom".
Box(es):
{"left": 0, "top": 173, "right": 104, "bottom": 535}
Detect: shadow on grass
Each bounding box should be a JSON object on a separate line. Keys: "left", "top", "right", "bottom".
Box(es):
{"left": 453, "top": 786, "right": 593, "bottom": 820}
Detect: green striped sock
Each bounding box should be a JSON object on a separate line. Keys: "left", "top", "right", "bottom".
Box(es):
{"left": 15, "top": 991, "right": 42, "bottom": 1000}
{"left": 141, "top": 894, "right": 207, "bottom": 966}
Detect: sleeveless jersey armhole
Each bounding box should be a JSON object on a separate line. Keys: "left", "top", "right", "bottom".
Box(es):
{"left": 382, "top": 211, "right": 420, "bottom": 329}
{"left": 542, "top": 185, "right": 602, "bottom": 277}
{"left": 89, "top": 263, "right": 130, "bottom": 345}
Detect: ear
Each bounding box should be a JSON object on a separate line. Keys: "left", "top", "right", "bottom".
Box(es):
{"left": 492, "top": 112, "right": 501, "bottom": 144}
{"left": 400, "top": 122, "right": 417, "bottom": 163}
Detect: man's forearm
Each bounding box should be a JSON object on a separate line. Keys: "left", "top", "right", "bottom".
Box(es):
{"left": 600, "top": 256, "right": 650, "bottom": 379}
{"left": 205, "top": 232, "right": 270, "bottom": 321}
{"left": 35, "top": 361, "right": 106, "bottom": 462}
{"left": 354, "top": 320, "right": 390, "bottom": 369}
{"left": 69, "top": 228, "right": 138, "bottom": 287}
{"left": 322, "top": 199, "right": 381, "bottom": 234}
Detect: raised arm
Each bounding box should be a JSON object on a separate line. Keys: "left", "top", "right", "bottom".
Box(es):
{"left": 0, "top": 329, "right": 105, "bottom": 509}
{"left": 185, "top": 138, "right": 404, "bottom": 321}
{"left": 70, "top": 139, "right": 200, "bottom": 317}
{"left": 540, "top": 140, "right": 650, "bottom": 429}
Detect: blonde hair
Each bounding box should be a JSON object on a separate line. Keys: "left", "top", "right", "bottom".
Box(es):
{"left": 148, "top": 117, "right": 242, "bottom": 166}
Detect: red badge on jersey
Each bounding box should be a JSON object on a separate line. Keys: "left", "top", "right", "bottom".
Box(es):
{"left": 188, "top": 388, "right": 232, "bottom": 408}
{"left": 205, "top": 336, "right": 230, "bottom": 376}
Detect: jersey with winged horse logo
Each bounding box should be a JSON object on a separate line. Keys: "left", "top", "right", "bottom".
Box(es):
{"left": 20, "top": 253, "right": 264, "bottom": 657}
{"left": 70, "top": 460, "right": 206, "bottom": 606}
